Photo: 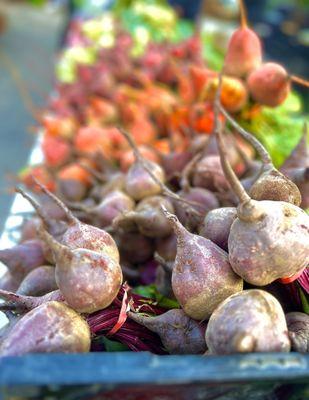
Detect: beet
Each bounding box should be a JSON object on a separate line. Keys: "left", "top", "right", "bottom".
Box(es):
{"left": 199, "top": 207, "right": 237, "bottom": 251}
{"left": 205, "top": 290, "right": 291, "bottom": 354}
{"left": 114, "top": 196, "right": 174, "bottom": 238}
{"left": 0, "top": 301, "right": 90, "bottom": 356}
{"left": 155, "top": 234, "right": 177, "bottom": 262}
{"left": 0, "top": 289, "right": 64, "bottom": 312}
{"left": 223, "top": 0, "right": 262, "bottom": 77}
{"left": 39, "top": 228, "right": 122, "bottom": 313}
{"left": 154, "top": 253, "right": 174, "bottom": 298}
{"left": 286, "top": 312, "right": 309, "bottom": 353}
{"left": 214, "top": 87, "right": 309, "bottom": 285}
{"left": 84, "top": 190, "right": 135, "bottom": 228}
{"left": 17, "top": 183, "right": 120, "bottom": 263}
{"left": 115, "top": 231, "right": 154, "bottom": 264}
{"left": 162, "top": 208, "right": 243, "bottom": 320}
{"left": 119, "top": 129, "right": 165, "bottom": 201}
{"left": 173, "top": 187, "right": 219, "bottom": 230}
{"left": 128, "top": 309, "right": 207, "bottom": 355}
{"left": 0, "top": 240, "right": 46, "bottom": 281}
{"left": 219, "top": 107, "right": 302, "bottom": 206}
{"left": 20, "top": 217, "right": 41, "bottom": 242}
{"left": 17, "top": 266, "right": 57, "bottom": 297}
{"left": 57, "top": 178, "right": 88, "bottom": 202}
{"left": 191, "top": 155, "right": 229, "bottom": 192}
{"left": 0, "top": 271, "right": 20, "bottom": 292}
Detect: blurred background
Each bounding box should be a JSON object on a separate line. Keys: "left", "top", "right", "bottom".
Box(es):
{"left": 0, "top": 0, "right": 308, "bottom": 232}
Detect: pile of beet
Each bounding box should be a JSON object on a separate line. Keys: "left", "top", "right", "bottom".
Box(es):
{"left": 0, "top": 0, "right": 308, "bottom": 357}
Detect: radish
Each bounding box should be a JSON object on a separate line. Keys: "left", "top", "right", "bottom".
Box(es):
{"left": 206, "top": 290, "right": 290, "bottom": 354}
{"left": 0, "top": 302, "right": 90, "bottom": 356}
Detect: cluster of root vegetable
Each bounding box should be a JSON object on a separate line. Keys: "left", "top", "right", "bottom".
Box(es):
{"left": 0, "top": 1, "right": 309, "bottom": 357}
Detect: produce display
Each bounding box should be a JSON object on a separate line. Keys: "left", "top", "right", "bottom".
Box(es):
{"left": 0, "top": 0, "right": 308, "bottom": 357}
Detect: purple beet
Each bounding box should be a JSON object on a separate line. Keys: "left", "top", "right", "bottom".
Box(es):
{"left": 206, "top": 290, "right": 291, "bottom": 355}
{"left": 286, "top": 312, "right": 309, "bottom": 353}
{"left": 128, "top": 309, "right": 207, "bottom": 354}
{"left": 155, "top": 234, "right": 177, "bottom": 262}
{"left": 114, "top": 196, "right": 174, "bottom": 238}
{"left": 162, "top": 208, "right": 243, "bottom": 320}
{"left": 0, "top": 240, "right": 46, "bottom": 281}
{"left": 0, "top": 301, "right": 91, "bottom": 356}
{"left": 0, "top": 289, "right": 64, "bottom": 312}
{"left": 154, "top": 253, "right": 174, "bottom": 298}
{"left": 192, "top": 155, "right": 229, "bottom": 191}
{"left": 173, "top": 187, "right": 219, "bottom": 230}
{"left": 115, "top": 231, "right": 155, "bottom": 264}
{"left": 17, "top": 266, "right": 57, "bottom": 297}
{"left": 0, "top": 271, "right": 20, "bottom": 292}
{"left": 57, "top": 178, "right": 88, "bottom": 202}
{"left": 199, "top": 207, "right": 237, "bottom": 251}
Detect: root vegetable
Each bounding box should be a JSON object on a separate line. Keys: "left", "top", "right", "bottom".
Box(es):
{"left": 0, "top": 289, "right": 64, "bottom": 312}
{"left": 205, "top": 290, "right": 291, "bottom": 354}
{"left": 115, "top": 231, "right": 154, "bottom": 264}
{"left": 39, "top": 228, "right": 122, "bottom": 313}
{"left": 155, "top": 234, "right": 177, "bottom": 262}
{"left": 17, "top": 266, "right": 57, "bottom": 297}
{"left": 286, "top": 312, "right": 309, "bottom": 353}
{"left": 129, "top": 309, "right": 207, "bottom": 355}
{"left": 199, "top": 207, "right": 237, "bottom": 251}
{"left": 0, "top": 301, "right": 91, "bottom": 356}
{"left": 162, "top": 208, "right": 243, "bottom": 320}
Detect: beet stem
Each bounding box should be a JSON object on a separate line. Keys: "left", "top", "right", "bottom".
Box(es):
{"left": 238, "top": 0, "right": 248, "bottom": 29}
{"left": 290, "top": 75, "right": 309, "bottom": 88}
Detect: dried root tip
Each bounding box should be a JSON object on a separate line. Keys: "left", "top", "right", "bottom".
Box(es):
{"left": 15, "top": 187, "right": 51, "bottom": 229}
{"left": 290, "top": 75, "right": 309, "bottom": 88}
{"left": 218, "top": 105, "right": 272, "bottom": 165}
{"left": 31, "top": 176, "right": 79, "bottom": 225}
{"left": 161, "top": 206, "right": 187, "bottom": 240}
{"left": 214, "top": 73, "right": 251, "bottom": 205}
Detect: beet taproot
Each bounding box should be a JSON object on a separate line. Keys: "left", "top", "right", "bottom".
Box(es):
{"left": 286, "top": 312, "right": 309, "bottom": 353}
{"left": 205, "top": 290, "right": 290, "bottom": 354}
{"left": 16, "top": 266, "right": 57, "bottom": 297}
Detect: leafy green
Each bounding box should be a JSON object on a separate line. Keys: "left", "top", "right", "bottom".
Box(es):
{"left": 133, "top": 285, "right": 179, "bottom": 309}
{"left": 101, "top": 337, "right": 130, "bottom": 352}
{"left": 299, "top": 287, "right": 309, "bottom": 315}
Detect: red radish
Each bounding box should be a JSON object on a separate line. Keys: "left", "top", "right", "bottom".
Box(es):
{"left": 0, "top": 302, "right": 91, "bottom": 356}
{"left": 115, "top": 231, "right": 154, "bottom": 264}
{"left": 39, "top": 228, "right": 122, "bottom": 313}
{"left": 214, "top": 83, "right": 309, "bottom": 286}
{"left": 16, "top": 183, "right": 120, "bottom": 263}
{"left": 128, "top": 309, "right": 207, "bottom": 355}
{"left": 247, "top": 63, "right": 309, "bottom": 107}
{"left": 224, "top": 0, "right": 262, "bottom": 77}
{"left": 0, "top": 240, "right": 46, "bottom": 281}
{"left": 16, "top": 266, "right": 57, "bottom": 297}
{"left": 173, "top": 187, "right": 219, "bottom": 230}
{"left": 0, "top": 289, "right": 63, "bottom": 312}
{"left": 220, "top": 106, "right": 302, "bottom": 206}
{"left": 114, "top": 196, "right": 174, "bottom": 238}
{"left": 162, "top": 208, "right": 243, "bottom": 320}
{"left": 286, "top": 312, "right": 309, "bottom": 353}
{"left": 199, "top": 207, "right": 237, "bottom": 252}
{"left": 205, "top": 290, "right": 290, "bottom": 354}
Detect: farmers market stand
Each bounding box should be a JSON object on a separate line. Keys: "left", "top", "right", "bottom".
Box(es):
{"left": 0, "top": 352, "right": 308, "bottom": 399}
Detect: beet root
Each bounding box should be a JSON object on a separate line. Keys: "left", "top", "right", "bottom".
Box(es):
{"left": 174, "top": 187, "right": 219, "bottom": 230}
{"left": 206, "top": 290, "right": 291, "bottom": 355}
{"left": 40, "top": 229, "right": 123, "bottom": 313}
{"left": 199, "top": 207, "right": 237, "bottom": 251}
{"left": 129, "top": 309, "right": 207, "bottom": 355}
{"left": 286, "top": 312, "right": 309, "bottom": 353}
{"left": 247, "top": 63, "right": 290, "bottom": 107}
{"left": 228, "top": 201, "right": 309, "bottom": 285}
{"left": 114, "top": 196, "right": 174, "bottom": 238}
{"left": 0, "top": 289, "right": 64, "bottom": 312}
{"left": 0, "top": 301, "right": 91, "bottom": 356}
{"left": 17, "top": 266, "right": 57, "bottom": 297}
{"left": 115, "top": 231, "right": 154, "bottom": 264}
{"left": 0, "top": 240, "right": 46, "bottom": 281}
{"left": 0, "top": 271, "right": 20, "bottom": 292}
{"left": 155, "top": 234, "right": 177, "bottom": 262}
{"left": 192, "top": 155, "right": 229, "bottom": 192}
{"left": 162, "top": 208, "right": 243, "bottom": 320}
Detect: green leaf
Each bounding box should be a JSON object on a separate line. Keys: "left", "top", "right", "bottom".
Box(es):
{"left": 101, "top": 337, "right": 130, "bottom": 352}
{"left": 299, "top": 287, "right": 309, "bottom": 315}
{"left": 133, "top": 285, "right": 179, "bottom": 309}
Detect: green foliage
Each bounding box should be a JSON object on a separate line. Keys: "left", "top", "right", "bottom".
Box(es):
{"left": 299, "top": 287, "right": 309, "bottom": 315}
{"left": 133, "top": 285, "right": 179, "bottom": 309}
